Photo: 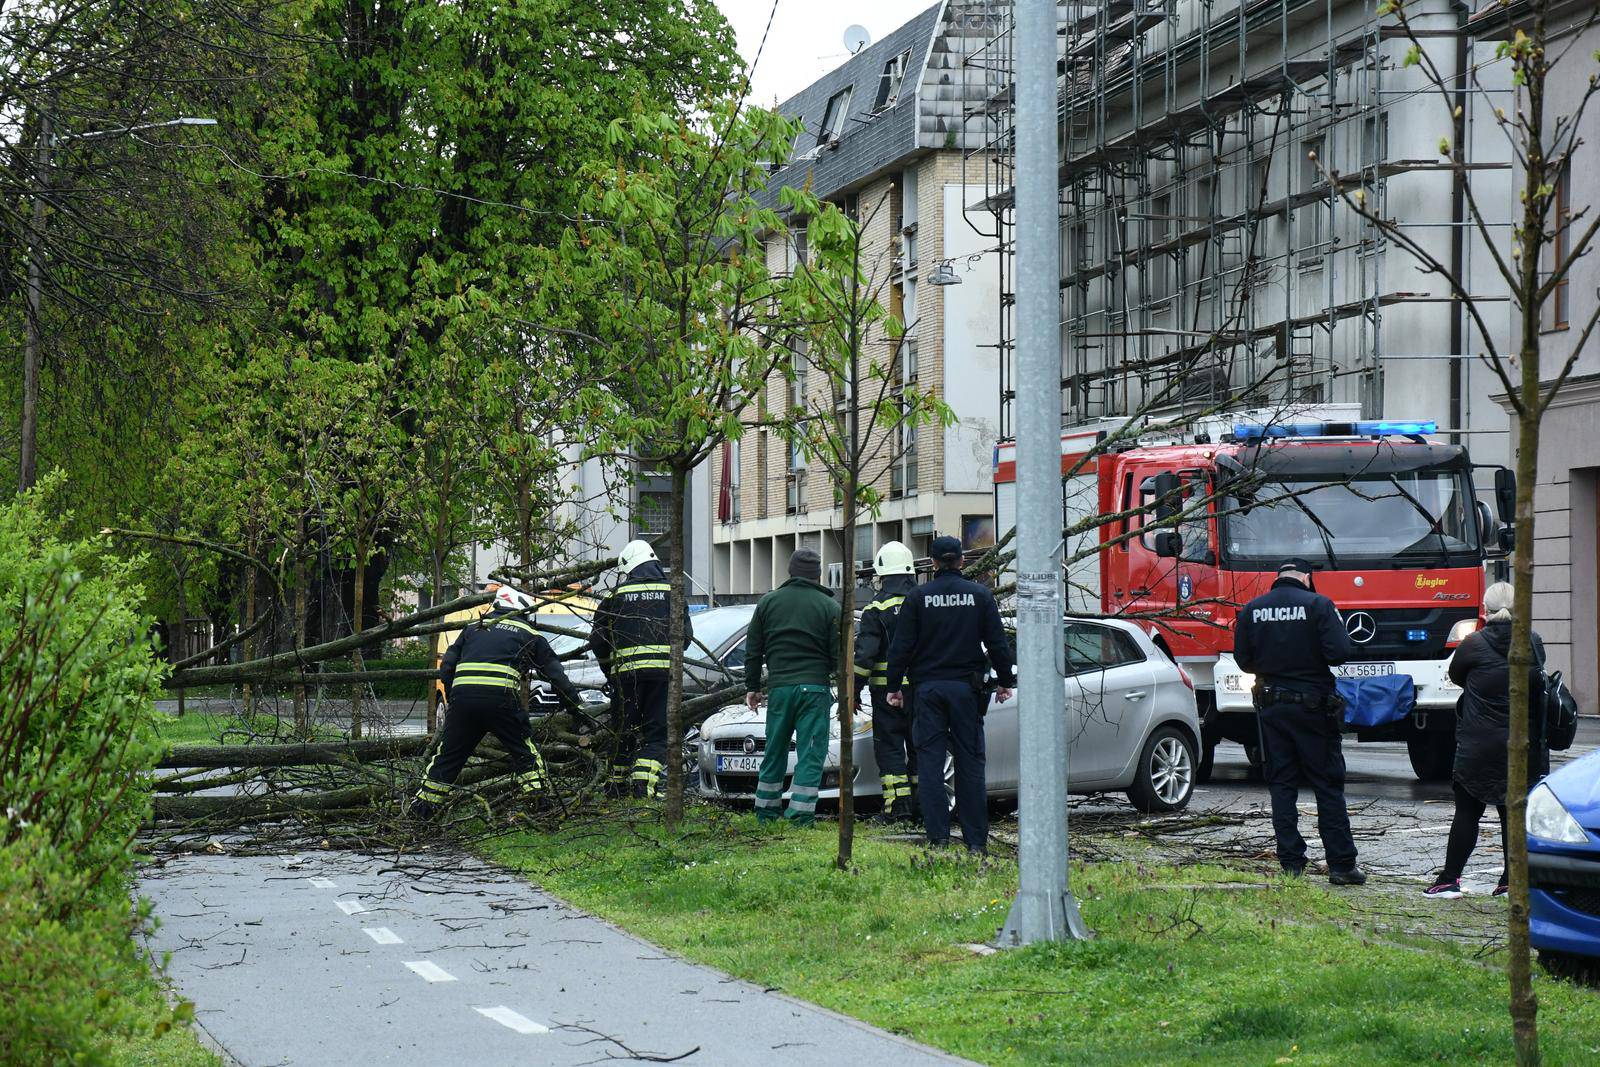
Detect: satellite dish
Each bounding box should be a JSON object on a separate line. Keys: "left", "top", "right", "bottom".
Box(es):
{"left": 843, "top": 24, "right": 872, "bottom": 55}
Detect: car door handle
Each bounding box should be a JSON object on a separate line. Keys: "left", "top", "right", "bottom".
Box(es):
{"left": 1123, "top": 690, "right": 1148, "bottom": 701}
{"left": 1130, "top": 588, "right": 1150, "bottom": 597}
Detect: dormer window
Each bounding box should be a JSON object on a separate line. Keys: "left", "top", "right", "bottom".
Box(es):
{"left": 875, "top": 49, "right": 912, "bottom": 110}
{"left": 821, "top": 87, "right": 852, "bottom": 143}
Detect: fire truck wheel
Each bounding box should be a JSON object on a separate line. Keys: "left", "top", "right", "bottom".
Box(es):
{"left": 1197, "top": 739, "right": 1217, "bottom": 784}
{"left": 1127, "top": 726, "right": 1196, "bottom": 813}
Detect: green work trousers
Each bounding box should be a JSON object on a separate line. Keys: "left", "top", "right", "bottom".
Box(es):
{"left": 754, "top": 683, "right": 831, "bottom": 827}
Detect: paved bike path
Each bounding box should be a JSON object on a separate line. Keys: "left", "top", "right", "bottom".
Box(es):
{"left": 139, "top": 849, "right": 965, "bottom": 1066}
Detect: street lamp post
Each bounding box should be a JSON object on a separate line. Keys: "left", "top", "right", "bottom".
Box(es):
{"left": 999, "top": 1, "right": 1090, "bottom": 947}
{"left": 16, "top": 115, "right": 217, "bottom": 493}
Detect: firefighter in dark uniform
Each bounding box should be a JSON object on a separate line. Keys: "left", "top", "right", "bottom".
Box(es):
{"left": 1234, "top": 558, "right": 1366, "bottom": 884}
{"left": 885, "top": 535, "right": 1016, "bottom": 853}
{"left": 412, "top": 586, "right": 585, "bottom": 819}
{"left": 854, "top": 541, "right": 919, "bottom": 821}
{"left": 589, "top": 540, "right": 692, "bottom": 799}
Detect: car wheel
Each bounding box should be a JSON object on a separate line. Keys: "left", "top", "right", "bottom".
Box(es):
{"left": 1407, "top": 735, "right": 1453, "bottom": 781}
{"left": 1126, "top": 726, "right": 1196, "bottom": 813}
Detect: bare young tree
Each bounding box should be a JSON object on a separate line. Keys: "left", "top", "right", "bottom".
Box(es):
{"left": 1314, "top": 1, "right": 1600, "bottom": 1058}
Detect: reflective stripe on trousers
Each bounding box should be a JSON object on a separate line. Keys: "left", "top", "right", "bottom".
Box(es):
{"left": 631, "top": 757, "right": 664, "bottom": 798}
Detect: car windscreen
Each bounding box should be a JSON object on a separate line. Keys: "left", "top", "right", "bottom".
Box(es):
{"left": 1221, "top": 470, "right": 1480, "bottom": 568}
{"left": 686, "top": 608, "right": 750, "bottom": 658}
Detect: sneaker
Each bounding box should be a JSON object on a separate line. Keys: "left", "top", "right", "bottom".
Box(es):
{"left": 1493, "top": 882, "right": 1509, "bottom": 897}
{"left": 1424, "top": 878, "right": 1463, "bottom": 898}
{"left": 1328, "top": 868, "right": 1368, "bottom": 886}
{"left": 1281, "top": 863, "right": 1305, "bottom": 878}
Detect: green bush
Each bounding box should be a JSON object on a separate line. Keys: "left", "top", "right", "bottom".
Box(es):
{"left": 0, "top": 481, "right": 181, "bottom": 1063}
{"left": 0, "top": 832, "right": 195, "bottom": 1066}
{"left": 316, "top": 653, "right": 435, "bottom": 699}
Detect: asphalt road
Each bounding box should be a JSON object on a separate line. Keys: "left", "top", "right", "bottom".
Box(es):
{"left": 139, "top": 849, "right": 965, "bottom": 1067}
{"left": 1150, "top": 719, "right": 1600, "bottom": 888}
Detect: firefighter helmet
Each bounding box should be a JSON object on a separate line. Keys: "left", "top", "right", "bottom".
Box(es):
{"left": 494, "top": 586, "right": 536, "bottom": 612}
{"left": 618, "top": 539, "right": 658, "bottom": 574}
{"left": 873, "top": 540, "right": 915, "bottom": 576}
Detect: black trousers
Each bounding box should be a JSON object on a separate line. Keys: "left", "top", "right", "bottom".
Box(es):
{"left": 1259, "top": 701, "right": 1357, "bottom": 871}
{"left": 913, "top": 679, "right": 987, "bottom": 850}
{"left": 418, "top": 689, "right": 547, "bottom": 805}
{"left": 1442, "top": 782, "right": 1508, "bottom": 885}
{"left": 870, "top": 685, "right": 916, "bottom": 814}
{"left": 613, "top": 672, "right": 669, "bottom": 795}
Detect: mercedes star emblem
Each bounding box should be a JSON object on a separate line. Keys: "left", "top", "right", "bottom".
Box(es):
{"left": 1345, "top": 611, "right": 1377, "bottom": 644}
{"left": 742, "top": 736, "right": 756, "bottom": 755}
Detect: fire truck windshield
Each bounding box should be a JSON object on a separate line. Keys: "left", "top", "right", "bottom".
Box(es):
{"left": 1221, "top": 470, "right": 1480, "bottom": 569}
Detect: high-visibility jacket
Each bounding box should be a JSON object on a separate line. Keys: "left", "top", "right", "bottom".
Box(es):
{"left": 590, "top": 561, "right": 693, "bottom": 680}
{"left": 439, "top": 608, "right": 584, "bottom": 709}
{"left": 853, "top": 574, "right": 917, "bottom": 689}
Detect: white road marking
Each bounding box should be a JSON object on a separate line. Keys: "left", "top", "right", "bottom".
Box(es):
{"left": 474, "top": 1006, "right": 549, "bottom": 1034}
{"left": 404, "top": 960, "right": 457, "bottom": 983}
{"left": 308, "top": 877, "right": 337, "bottom": 889}
{"left": 363, "top": 927, "right": 403, "bottom": 945}
{"left": 334, "top": 899, "right": 366, "bottom": 915}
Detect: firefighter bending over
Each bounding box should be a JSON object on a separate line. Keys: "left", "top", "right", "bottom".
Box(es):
{"left": 590, "top": 540, "right": 693, "bottom": 799}
{"left": 412, "top": 586, "right": 586, "bottom": 820}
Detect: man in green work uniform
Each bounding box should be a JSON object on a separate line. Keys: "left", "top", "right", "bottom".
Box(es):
{"left": 745, "top": 548, "right": 841, "bottom": 827}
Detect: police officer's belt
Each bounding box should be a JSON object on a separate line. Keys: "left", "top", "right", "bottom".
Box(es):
{"left": 1253, "top": 685, "right": 1332, "bottom": 708}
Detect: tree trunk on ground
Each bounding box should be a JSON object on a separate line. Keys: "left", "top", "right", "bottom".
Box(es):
{"left": 837, "top": 484, "right": 857, "bottom": 868}
{"left": 663, "top": 458, "right": 690, "bottom": 829}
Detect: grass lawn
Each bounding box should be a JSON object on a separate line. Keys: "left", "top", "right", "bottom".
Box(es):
{"left": 486, "top": 807, "right": 1600, "bottom": 1066}
{"left": 152, "top": 712, "right": 343, "bottom": 746}
{"left": 100, "top": 954, "right": 219, "bottom": 1067}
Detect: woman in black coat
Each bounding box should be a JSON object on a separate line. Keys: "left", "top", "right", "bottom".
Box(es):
{"left": 1425, "top": 581, "right": 1546, "bottom": 898}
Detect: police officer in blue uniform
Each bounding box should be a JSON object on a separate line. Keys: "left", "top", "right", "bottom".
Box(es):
{"left": 885, "top": 536, "right": 1015, "bottom": 853}
{"left": 1234, "top": 558, "right": 1366, "bottom": 884}
{"left": 412, "top": 586, "right": 586, "bottom": 820}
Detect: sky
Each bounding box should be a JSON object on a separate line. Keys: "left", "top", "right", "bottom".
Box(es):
{"left": 714, "top": 0, "right": 936, "bottom": 107}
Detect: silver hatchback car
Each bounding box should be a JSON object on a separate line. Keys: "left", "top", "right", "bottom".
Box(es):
{"left": 690, "top": 616, "right": 1200, "bottom": 813}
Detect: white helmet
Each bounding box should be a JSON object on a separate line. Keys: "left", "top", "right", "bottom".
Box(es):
{"left": 873, "top": 540, "right": 915, "bottom": 576}
{"left": 618, "top": 539, "right": 657, "bottom": 574}
{"left": 494, "top": 586, "right": 536, "bottom": 612}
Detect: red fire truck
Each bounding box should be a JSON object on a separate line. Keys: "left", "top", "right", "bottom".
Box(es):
{"left": 993, "top": 410, "right": 1515, "bottom": 782}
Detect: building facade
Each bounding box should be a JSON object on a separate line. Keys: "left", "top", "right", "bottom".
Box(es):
{"left": 1475, "top": 0, "right": 1600, "bottom": 710}
{"left": 709, "top": 2, "right": 1008, "bottom": 596}
{"left": 963, "top": 0, "right": 1515, "bottom": 457}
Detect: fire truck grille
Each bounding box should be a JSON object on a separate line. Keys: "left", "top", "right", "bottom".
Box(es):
{"left": 1347, "top": 607, "right": 1476, "bottom": 660}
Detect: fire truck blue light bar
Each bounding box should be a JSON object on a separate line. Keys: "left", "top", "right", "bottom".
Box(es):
{"left": 1233, "top": 420, "right": 1438, "bottom": 441}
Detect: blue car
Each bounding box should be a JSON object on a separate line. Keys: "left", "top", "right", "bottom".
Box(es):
{"left": 1528, "top": 745, "right": 1600, "bottom": 976}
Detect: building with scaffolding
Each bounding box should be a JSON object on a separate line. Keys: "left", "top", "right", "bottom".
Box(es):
{"left": 961, "top": 0, "right": 1514, "bottom": 449}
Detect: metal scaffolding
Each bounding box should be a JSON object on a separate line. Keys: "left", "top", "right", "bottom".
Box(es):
{"left": 962, "top": 0, "right": 1505, "bottom": 433}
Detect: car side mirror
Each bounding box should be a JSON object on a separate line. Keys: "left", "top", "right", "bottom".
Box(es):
{"left": 1494, "top": 468, "right": 1517, "bottom": 524}
{"left": 1498, "top": 525, "right": 1516, "bottom": 552}
{"left": 1475, "top": 500, "right": 1494, "bottom": 546}
{"left": 1153, "top": 531, "right": 1182, "bottom": 558}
